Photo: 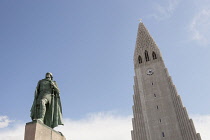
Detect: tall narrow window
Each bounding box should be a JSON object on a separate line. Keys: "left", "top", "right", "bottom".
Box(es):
{"left": 152, "top": 52, "right": 157, "bottom": 59}
{"left": 157, "top": 105, "right": 159, "bottom": 109}
{"left": 138, "top": 55, "right": 142, "bottom": 64}
{"left": 145, "top": 50, "right": 150, "bottom": 61}
{"left": 162, "top": 132, "right": 165, "bottom": 137}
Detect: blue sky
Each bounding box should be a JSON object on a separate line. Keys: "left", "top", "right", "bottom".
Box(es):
{"left": 0, "top": 0, "right": 210, "bottom": 140}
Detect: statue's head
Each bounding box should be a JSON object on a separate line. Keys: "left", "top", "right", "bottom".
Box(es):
{"left": 45, "top": 72, "right": 53, "bottom": 80}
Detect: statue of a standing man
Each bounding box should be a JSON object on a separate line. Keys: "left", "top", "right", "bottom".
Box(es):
{"left": 30, "top": 72, "right": 63, "bottom": 128}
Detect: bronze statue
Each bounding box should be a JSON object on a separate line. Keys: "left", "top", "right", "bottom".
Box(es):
{"left": 30, "top": 72, "right": 63, "bottom": 128}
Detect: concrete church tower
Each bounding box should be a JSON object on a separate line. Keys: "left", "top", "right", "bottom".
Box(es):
{"left": 131, "top": 22, "right": 201, "bottom": 140}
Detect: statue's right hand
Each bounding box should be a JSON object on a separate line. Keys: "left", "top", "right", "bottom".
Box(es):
{"left": 51, "top": 81, "right": 56, "bottom": 87}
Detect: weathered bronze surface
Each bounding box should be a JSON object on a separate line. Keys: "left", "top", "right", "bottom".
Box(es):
{"left": 30, "top": 72, "right": 63, "bottom": 128}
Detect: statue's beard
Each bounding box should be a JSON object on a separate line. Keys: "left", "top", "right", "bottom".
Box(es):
{"left": 46, "top": 76, "right": 51, "bottom": 80}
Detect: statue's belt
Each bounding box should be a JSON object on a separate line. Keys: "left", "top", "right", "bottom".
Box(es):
{"left": 39, "top": 90, "right": 53, "bottom": 93}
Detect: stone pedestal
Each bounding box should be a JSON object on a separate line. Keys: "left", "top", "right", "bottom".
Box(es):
{"left": 24, "top": 121, "right": 66, "bottom": 140}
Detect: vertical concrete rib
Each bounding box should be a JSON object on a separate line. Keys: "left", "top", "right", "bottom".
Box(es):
{"left": 189, "top": 119, "right": 199, "bottom": 139}
{"left": 168, "top": 74, "right": 187, "bottom": 140}
{"left": 178, "top": 96, "right": 193, "bottom": 140}
{"left": 167, "top": 71, "right": 200, "bottom": 140}
{"left": 183, "top": 108, "right": 196, "bottom": 139}
{"left": 133, "top": 75, "right": 148, "bottom": 140}
{"left": 165, "top": 74, "right": 184, "bottom": 139}
{"left": 197, "top": 133, "right": 201, "bottom": 140}
{"left": 131, "top": 130, "right": 135, "bottom": 140}
{"left": 166, "top": 73, "right": 195, "bottom": 140}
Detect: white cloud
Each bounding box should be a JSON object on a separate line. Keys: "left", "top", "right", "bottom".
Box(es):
{"left": 189, "top": 8, "right": 210, "bottom": 46}
{"left": 191, "top": 114, "right": 210, "bottom": 140}
{"left": 0, "top": 116, "right": 13, "bottom": 128}
{"left": 55, "top": 112, "right": 132, "bottom": 140}
{"left": 0, "top": 124, "right": 24, "bottom": 140}
{"left": 151, "top": 0, "right": 180, "bottom": 21}
{"left": 0, "top": 113, "right": 209, "bottom": 140}
{"left": 187, "top": 0, "right": 210, "bottom": 46}
{"left": 0, "top": 112, "right": 132, "bottom": 140}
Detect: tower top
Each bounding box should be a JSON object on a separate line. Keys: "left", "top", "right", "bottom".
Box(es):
{"left": 135, "top": 22, "right": 156, "bottom": 49}
{"left": 138, "top": 19, "right": 142, "bottom": 23}
{"left": 133, "top": 22, "right": 162, "bottom": 66}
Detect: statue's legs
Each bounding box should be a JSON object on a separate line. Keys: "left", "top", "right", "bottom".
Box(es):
{"left": 38, "top": 93, "right": 52, "bottom": 124}
{"left": 38, "top": 98, "right": 49, "bottom": 123}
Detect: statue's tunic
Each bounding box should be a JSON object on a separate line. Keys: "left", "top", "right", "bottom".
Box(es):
{"left": 30, "top": 79, "right": 63, "bottom": 128}
{"left": 37, "top": 79, "right": 53, "bottom": 104}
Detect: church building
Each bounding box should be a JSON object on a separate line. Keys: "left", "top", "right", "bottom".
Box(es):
{"left": 131, "top": 22, "right": 201, "bottom": 140}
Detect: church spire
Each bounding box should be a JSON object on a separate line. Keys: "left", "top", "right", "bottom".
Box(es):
{"left": 134, "top": 22, "right": 162, "bottom": 68}
{"left": 131, "top": 23, "right": 202, "bottom": 140}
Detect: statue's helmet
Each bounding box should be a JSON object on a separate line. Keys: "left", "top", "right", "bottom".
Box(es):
{"left": 46, "top": 72, "right": 53, "bottom": 80}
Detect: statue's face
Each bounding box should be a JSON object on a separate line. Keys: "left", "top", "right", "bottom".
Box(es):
{"left": 46, "top": 73, "right": 52, "bottom": 80}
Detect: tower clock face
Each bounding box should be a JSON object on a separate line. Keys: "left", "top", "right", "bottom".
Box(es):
{"left": 146, "top": 69, "right": 154, "bottom": 75}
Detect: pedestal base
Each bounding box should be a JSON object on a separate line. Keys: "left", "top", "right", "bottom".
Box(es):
{"left": 24, "top": 121, "right": 66, "bottom": 140}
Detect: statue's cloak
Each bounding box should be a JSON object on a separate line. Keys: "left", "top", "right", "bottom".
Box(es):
{"left": 30, "top": 80, "right": 63, "bottom": 128}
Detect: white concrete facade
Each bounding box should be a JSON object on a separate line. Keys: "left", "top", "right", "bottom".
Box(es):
{"left": 131, "top": 23, "right": 201, "bottom": 140}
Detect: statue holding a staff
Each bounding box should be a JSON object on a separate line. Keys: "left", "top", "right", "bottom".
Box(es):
{"left": 30, "top": 72, "right": 63, "bottom": 128}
